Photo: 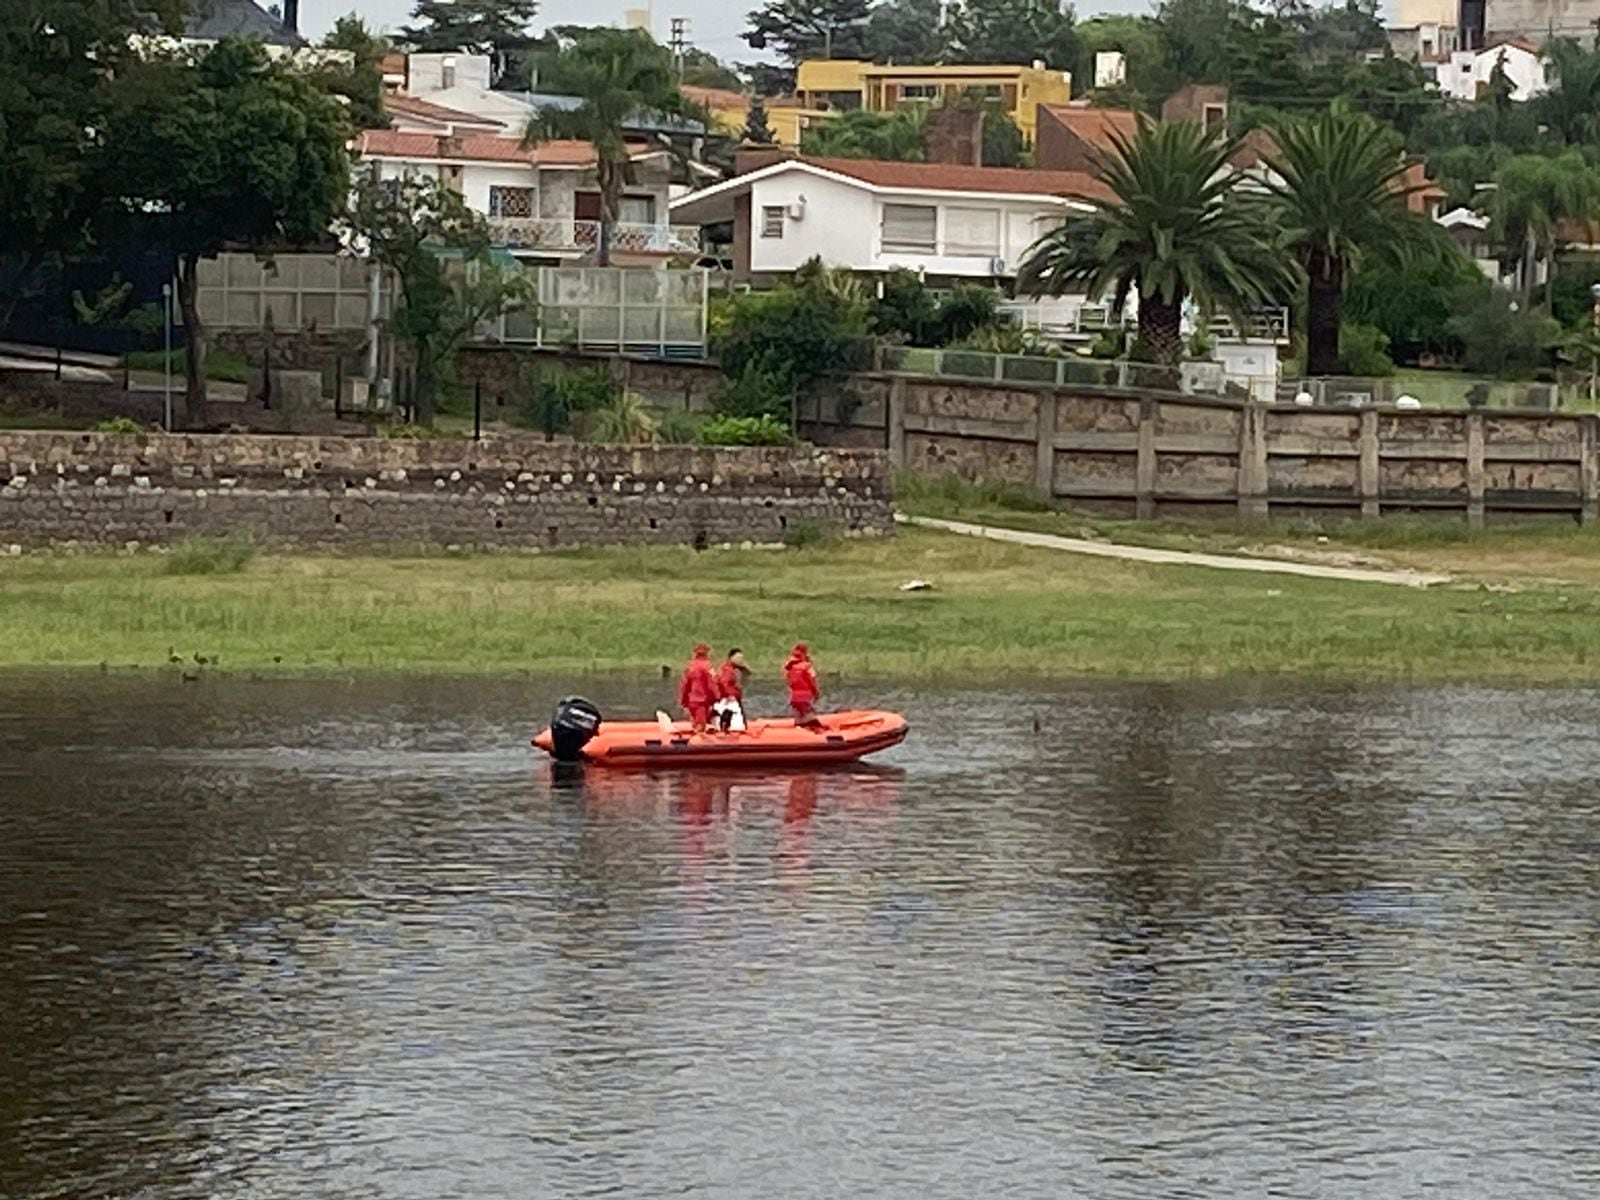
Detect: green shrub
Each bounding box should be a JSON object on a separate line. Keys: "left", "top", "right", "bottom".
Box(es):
{"left": 716, "top": 264, "right": 872, "bottom": 404}
{"left": 700, "top": 413, "right": 791, "bottom": 445}
{"left": 934, "top": 284, "right": 1001, "bottom": 345}
{"left": 587, "top": 390, "right": 659, "bottom": 443}
{"left": 94, "top": 416, "right": 146, "bottom": 434}
{"left": 163, "top": 536, "right": 255, "bottom": 576}
{"left": 1447, "top": 286, "right": 1560, "bottom": 379}
{"left": 711, "top": 365, "right": 793, "bottom": 419}
{"left": 895, "top": 469, "right": 1052, "bottom": 513}
{"left": 782, "top": 520, "right": 828, "bottom": 548}
{"left": 654, "top": 408, "right": 706, "bottom": 444}
{"left": 518, "top": 363, "right": 615, "bottom": 438}
{"left": 1338, "top": 321, "right": 1395, "bottom": 377}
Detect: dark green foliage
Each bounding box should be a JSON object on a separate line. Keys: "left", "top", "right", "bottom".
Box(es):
{"left": 1344, "top": 251, "right": 1490, "bottom": 360}
{"left": 99, "top": 40, "right": 353, "bottom": 426}
{"left": 744, "top": 97, "right": 775, "bottom": 144}
{"left": 400, "top": 0, "right": 537, "bottom": 53}
{"left": 519, "top": 364, "right": 615, "bottom": 438}
{"left": 1447, "top": 288, "right": 1561, "bottom": 378}
{"left": 941, "top": 0, "right": 1081, "bottom": 72}
{"left": 743, "top": 0, "right": 872, "bottom": 61}
{"left": 1336, "top": 321, "right": 1393, "bottom": 376}
{"left": 981, "top": 109, "right": 1026, "bottom": 168}
{"left": 802, "top": 109, "right": 925, "bottom": 161}
{"left": 712, "top": 366, "right": 795, "bottom": 420}
{"left": 320, "top": 14, "right": 389, "bottom": 130}
{"left": 679, "top": 48, "right": 744, "bottom": 91}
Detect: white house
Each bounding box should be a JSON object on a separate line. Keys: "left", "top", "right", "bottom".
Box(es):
{"left": 1428, "top": 40, "right": 1551, "bottom": 102}
{"left": 668, "top": 155, "right": 1108, "bottom": 286}
{"left": 355, "top": 130, "right": 699, "bottom": 264}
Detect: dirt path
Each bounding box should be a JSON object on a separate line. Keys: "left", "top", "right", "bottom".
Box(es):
{"left": 900, "top": 514, "right": 1453, "bottom": 588}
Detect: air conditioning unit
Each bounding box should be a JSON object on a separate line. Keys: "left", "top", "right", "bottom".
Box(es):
{"left": 787, "top": 199, "right": 806, "bottom": 220}
{"left": 988, "top": 256, "right": 1008, "bottom": 275}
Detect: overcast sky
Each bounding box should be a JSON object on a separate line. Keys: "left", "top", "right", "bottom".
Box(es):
{"left": 294, "top": 0, "right": 1160, "bottom": 60}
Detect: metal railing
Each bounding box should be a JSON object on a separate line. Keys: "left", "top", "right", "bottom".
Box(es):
{"left": 195, "top": 252, "right": 390, "bottom": 331}
{"left": 1286, "top": 376, "right": 1575, "bottom": 410}
{"left": 874, "top": 344, "right": 1238, "bottom": 396}
{"left": 486, "top": 218, "right": 702, "bottom": 255}
{"left": 997, "top": 302, "right": 1291, "bottom": 345}
{"left": 481, "top": 265, "right": 710, "bottom": 357}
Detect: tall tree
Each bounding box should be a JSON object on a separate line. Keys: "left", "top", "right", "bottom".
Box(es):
{"left": 942, "top": 0, "right": 1081, "bottom": 72}
{"left": 802, "top": 108, "right": 926, "bottom": 160}
{"left": 1489, "top": 151, "right": 1600, "bottom": 307}
{"left": 351, "top": 175, "right": 530, "bottom": 425}
{"left": 100, "top": 40, "right": 352, "bottom": 427}
{"left": 744, "top": 0, "right": 873, "bottom": 62}
{"left": 864, "top": 0, "right": 944, "bottom": 64}
{"left": 0, "top": 0, "right": 179, "bottom": 322}
{"left": 679, "top": 48, "right": 744, "bottom": 91}
{"left": 1266, "top": 104, "right": 1436, "bottom": 376}
{"left": 1019, "top": 119, "right": 1288, "bottom": 365}
{"left": 401, "top": 0, "right": 538, "bottom": 51}
{"left": 745, "top": 97, "right": 776, "bottom": 144}
{"left": 524, "top": 29, "right": 695, "bottom": 266}
{"left": 319, "top": 13, "right": 388, "bottom": 129}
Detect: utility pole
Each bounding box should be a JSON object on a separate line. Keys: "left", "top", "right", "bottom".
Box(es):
{"left": 669, "top": 17, "right": 685, "bottom": 78}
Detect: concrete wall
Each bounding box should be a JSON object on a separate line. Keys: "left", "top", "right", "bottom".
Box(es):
{"left": 798, "top": 375, "right": 1600, "bottom": 525}
{"left": 0, "top": 433, "right": 893, "bottom": 549}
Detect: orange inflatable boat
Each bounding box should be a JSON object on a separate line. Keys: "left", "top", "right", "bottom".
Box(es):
{"left": 532, "top": 697, "right": 908, "bottom": 768}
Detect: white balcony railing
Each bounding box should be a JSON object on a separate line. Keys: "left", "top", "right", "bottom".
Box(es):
{"left": 487, "top": 218, "right": 701, "bottom": 255}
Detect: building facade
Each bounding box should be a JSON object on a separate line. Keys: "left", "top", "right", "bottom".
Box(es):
{"left": 791, "top": 59, "right": 1072, "bottom": 142}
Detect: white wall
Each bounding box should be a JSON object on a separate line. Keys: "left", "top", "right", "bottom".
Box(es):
{"left": 1437, "top": 46, "right": 1549, "bottom": 101}
{"left": 745, "top": 171, "right": 1073, "bottom": 277}
{"left": 408, "top": 53, "right": 494, "bottom": 95}
{"left": 461, "top": 163, "right": 541, "bottom": 215}
{"left": 747, "top": 174, "right": 878, "bottom": 273}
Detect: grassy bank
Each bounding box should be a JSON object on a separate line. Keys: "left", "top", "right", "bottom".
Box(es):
{"left": 3, "top": 528, "right": 1600, "bottom": 681}
{"left": 897, "top": 471, "right": 1600, "bottom": 587}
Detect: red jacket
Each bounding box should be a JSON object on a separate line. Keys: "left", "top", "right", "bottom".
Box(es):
{"left": 679, "top": 657, "right": 720, "bottom": 708}
{"left": 717, "top": 662, "right": 745, "bottom": 701}
{"left": 785, "top": 654, "right": 819, "bottom": 706}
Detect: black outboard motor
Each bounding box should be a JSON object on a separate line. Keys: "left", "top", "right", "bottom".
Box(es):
{"left": 549, "top": 696, "right": 603, "bottom": 762}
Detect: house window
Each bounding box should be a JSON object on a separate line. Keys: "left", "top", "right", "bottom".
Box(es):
{"left": 944, "top": 207, "right": 1001, "bottom": 256}
{"left": 488, "top": 186, "right": 535, "bottom": 218}
{"left": 761, "top": 205, "right": 785, "bottom": 238}
{"left": 899, "top": 83, "right": 940, "bottom": 101}
{"left": 1203, "top": 103, "right": 1226, "bottom": 132}
{"left": 882, "top": 203, "right": 937, "bottom": 252}
{"left": 620, "top": 194, "right": 656, "bottom": 224}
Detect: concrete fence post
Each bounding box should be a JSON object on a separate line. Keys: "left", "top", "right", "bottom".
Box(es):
{"left": 1358, "top": 409, "right": 1380, "bottom": 518}
{"left": 1035, "top": 392, "right": 1057, "bottom": 498}
{"left": 1579, "top": 414, "right": 1600, "bottom": 525}
{"left": 887, "top": 376, "right": 907, "bottom": 467}
{"left": 1135, "top": 397, "right": 1157, "bottom": 520}
{"left": 1466, "top": 410, "right": 1486, "bottom": 530}
{"left": 1237, "top": 401, "right": 1269, "bottom": 521}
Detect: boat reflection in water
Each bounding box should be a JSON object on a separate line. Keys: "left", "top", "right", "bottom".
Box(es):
{"left": 548, "top": 764, "right": 904, "bottom": 897}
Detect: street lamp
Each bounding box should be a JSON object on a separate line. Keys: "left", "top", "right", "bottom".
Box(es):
{"left": 162, "top": 281, "right": 174, "bottom": 431}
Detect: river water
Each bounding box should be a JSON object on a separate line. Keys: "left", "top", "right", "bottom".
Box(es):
{"left": 3, "top": 674, "right": 1598, "bottom": 1198}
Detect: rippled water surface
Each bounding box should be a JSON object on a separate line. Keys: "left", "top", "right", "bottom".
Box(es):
{"left": 3, "top": 674, "right": 1600, "bottom": 1198}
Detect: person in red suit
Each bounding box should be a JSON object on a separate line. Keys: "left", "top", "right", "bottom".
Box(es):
{"left": 715, "top": 648, "right": 750, "bottom": 732}
{"left": 785, "top": 642, "right": 822, "bottom": 728}
{"left": 678, "top": 643, "right": 721, "bottom": 732}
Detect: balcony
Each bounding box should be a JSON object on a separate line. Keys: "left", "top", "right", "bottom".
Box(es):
{"left": 487, "top": 218, "right": 701, "bottom": 256}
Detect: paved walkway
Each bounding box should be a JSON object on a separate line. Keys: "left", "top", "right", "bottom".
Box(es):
{"left": 899, "top": 514, "right": 1452, "bottom": 588}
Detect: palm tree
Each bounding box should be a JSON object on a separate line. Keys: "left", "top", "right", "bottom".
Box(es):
{"left": 523, "top": 29, "right": 696, "bottom": 266}
{"left": 1018, "top": 118, "right": 1287, "bottom": 366}
{"left": 1488, "top": 151, "right": 1600, "bottom": 309}
{"left": 1265, "top": 104, "right": 1437, "bottom": 377}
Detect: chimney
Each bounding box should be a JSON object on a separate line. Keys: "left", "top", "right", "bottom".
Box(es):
{"left": 283, "top": 0, "right": 299, "bottom": 34}
{"left": 735, "top": 142, "right": 793, "bottom": 175}
{"left": 923, "top": 106, "right": 983, "bottom": 167}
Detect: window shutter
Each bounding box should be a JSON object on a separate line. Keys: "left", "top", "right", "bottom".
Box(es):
{"left": 944, "top": 207, "right": 1000, "bottom": 256}
{"left": 881, "top": 203, "right": 936, "bottom": 252}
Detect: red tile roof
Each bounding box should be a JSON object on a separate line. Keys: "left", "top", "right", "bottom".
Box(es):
{"left": 682, "top": 85, "right": 749, "bottom": 110}
{"left": 384, "top": 93, "right": 504, "bottom": 129}
{"left": 799, "top": 156, "right": 1113, "bottom": 201}
{"left": 356, "top": 130, "right": 658, "bottom": 166}
{"left": 1039, "top": 104, "right": 1139, "bottom": 148}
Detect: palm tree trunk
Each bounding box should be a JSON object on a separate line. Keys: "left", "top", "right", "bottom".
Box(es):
{"left": 1305, "top": 253, "right": 1344, "bottom": 377}
{"left": 1135, "top": 292, "right": 1183, "bottom": 371}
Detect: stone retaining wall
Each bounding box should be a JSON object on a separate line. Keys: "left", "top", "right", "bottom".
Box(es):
{"left": 0, "top": 432, "right": 892, "bottom": 549}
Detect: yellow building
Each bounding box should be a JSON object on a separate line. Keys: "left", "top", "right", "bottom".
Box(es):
{"left": 792, "top": 59, "right": 1072, "bottom": 143}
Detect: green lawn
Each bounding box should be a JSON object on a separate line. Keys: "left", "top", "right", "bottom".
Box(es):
{"left": 3, "top": 528, "right": 1599, "bottom": 682}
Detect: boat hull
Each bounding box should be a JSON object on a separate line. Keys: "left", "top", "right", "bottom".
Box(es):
{"left": 531, "top": 709, "right": 909, "bottom": 769}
